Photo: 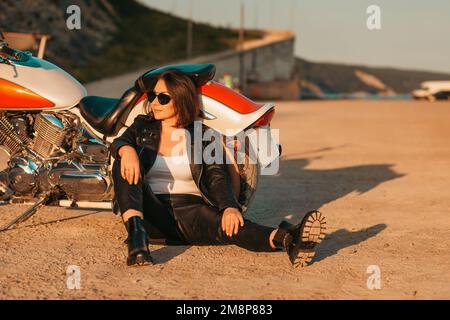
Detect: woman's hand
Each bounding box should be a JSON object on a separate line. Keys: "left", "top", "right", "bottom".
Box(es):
{"left": 221, "top": 207, "right": 244, "bottom": 237}
{"left": 118, "top": 145, "right": 141, "bottom": 185}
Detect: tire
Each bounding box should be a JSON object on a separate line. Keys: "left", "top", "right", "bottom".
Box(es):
{"left": 235, "top": 138, "right": 259, "bottom": 215}
{"left": 0, "top": 147, "right": 12, "bottom": 201}
{"left": 237, "top": 157, "right": 259, "bottom": 215}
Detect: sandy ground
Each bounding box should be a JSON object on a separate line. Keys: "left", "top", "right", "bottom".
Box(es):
{"left": 1, "top": 100, "right": 450, "bottom": 299}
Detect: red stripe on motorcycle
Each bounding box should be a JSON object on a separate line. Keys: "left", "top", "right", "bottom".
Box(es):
{"left": 198, "top": 81, "right": 263, "bottom": 114}
{"left": 0, "top": 79, "right": 55, "bottom": 108}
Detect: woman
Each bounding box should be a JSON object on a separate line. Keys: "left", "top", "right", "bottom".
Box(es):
{"left": 110, "top": 70, "right": 326, "bottom": 268}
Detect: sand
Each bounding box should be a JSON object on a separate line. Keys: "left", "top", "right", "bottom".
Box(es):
{"left": 1, "top": 100, "right": 449, "bottom": 299}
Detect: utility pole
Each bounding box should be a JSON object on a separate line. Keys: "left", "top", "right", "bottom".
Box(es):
{"left": 187, "top": 0, "right": 193, "bottom": 58}
{"left": 290, "top": 0, "right": 295, "bottom": 31}
{"left": 254, "top": 0, "right": 259, "bottom": 29}
{"left": 239, "top": 1, "right": 245, "bottom": 47}
{"left": 270, "top": 0, "right": 274, "bottom": 29}
{"left": 239, "top": 0, "right": 246, "bottom": 94}
{"left": 172, "top": 0, "right": 177, "bottom": 15}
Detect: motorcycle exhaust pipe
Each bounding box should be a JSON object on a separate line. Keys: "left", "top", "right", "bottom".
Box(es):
{"left": 59, "top": 200, "right": 113, "bottom": 210}
{"left": 1, "top": 199, "right": 113, "bottom": 210}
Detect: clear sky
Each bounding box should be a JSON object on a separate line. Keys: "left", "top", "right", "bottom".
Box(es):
{"left": 139, "top": 0, "right": 450, "bottom": 74}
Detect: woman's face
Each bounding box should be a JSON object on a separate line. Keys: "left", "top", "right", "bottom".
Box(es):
{"left": 150, "top": 79, "right": 178, "bottom": 122}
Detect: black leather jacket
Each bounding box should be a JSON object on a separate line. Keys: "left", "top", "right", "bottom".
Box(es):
{"left": 110, "top": 114, "right": 242, "bottom": 213}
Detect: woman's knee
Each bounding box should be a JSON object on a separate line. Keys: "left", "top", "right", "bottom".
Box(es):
{"left": 172, "top": 204, "right": 221, "bottom": 244}
{"left": 112, "top": 159, "right": 146, "bottom": 182}
{"left": 112, "top": 159, "right": 146, "bottom": 213}
{"left": 199, "top": 205, "right": 223, "bottom": 224}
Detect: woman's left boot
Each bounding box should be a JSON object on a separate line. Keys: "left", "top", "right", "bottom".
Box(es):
{"left": 272, "top": 210, "right": 327, "bottom": 268}
{"left": 124, "top": 216, "right": 154, "bottom": 266}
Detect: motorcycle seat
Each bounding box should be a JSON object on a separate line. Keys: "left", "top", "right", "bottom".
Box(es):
{"left": 135, "top": 63, "right": 216, "bottom": 92}
{"left": 78, "top": 87, "right": 141, "bottom": 137}
{"left": 79, "top": 64, "right": 216, "bottom": 137}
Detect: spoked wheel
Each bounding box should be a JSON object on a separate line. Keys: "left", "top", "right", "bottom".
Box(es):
{"left": 0, "top": 147, "right": 11, "bottom": 201}
{"left": 224, "top": 136, "right": 259, "bottom": 215}
{"left": 236, "top": 154, "right": 259, "bottom": 215}
{"left": 0, "top": 171, "right": 12, "bottom": 202}
{"left": 0, "top": 187, "right": 12, "bottom": 202}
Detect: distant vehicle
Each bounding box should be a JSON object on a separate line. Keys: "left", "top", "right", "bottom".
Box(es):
{"left": 412, "top": 81, "right": 450, "bottom": 101}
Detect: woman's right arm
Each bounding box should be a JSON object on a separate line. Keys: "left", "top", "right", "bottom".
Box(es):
{"left": 110, "top": 115, "right": 149, "bottom": 184}
{"left": 117, "top": 145, "right": 141, "bottom": 185}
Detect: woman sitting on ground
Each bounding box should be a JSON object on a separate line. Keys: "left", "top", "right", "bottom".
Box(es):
{"left": 110, "top": 70, "right": 326, "bottom": 268}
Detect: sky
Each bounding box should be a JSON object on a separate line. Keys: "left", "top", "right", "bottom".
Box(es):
{"left": 139, "top": 0, "right": 450, "bottom": 74}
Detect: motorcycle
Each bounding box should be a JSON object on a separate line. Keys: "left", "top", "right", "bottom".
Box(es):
{"left": 0, "top": 39, "right": 280, "bottom": 231}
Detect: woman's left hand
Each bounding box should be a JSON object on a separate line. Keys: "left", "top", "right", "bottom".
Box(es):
{"left": 221, "top": 207, "right": 244, "bottom": 237}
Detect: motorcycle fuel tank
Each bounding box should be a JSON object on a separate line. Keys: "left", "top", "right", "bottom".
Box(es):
{"left": 0, "top": 53, "right": 86, "bottom": 110}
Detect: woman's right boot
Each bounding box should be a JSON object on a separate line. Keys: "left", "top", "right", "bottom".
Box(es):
{"left": 124, "top": 216, "right": 154, "bottom": 266}
{"left": 272, "top": 210, "right": 327, "bottom": 268}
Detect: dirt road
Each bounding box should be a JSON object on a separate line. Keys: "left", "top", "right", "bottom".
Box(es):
{"left": 1, "top": 100, "right": 449, "bottom": 299}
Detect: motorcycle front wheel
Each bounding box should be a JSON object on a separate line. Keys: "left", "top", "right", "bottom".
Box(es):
{"left": 0, "top": 147, "right": 11, "bottom": 200}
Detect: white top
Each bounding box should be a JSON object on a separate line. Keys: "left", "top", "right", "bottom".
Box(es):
{"left": 145, "top": 152, "right": 202, "bottom": 196}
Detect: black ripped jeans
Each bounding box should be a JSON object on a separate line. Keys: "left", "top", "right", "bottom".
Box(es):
{"left": 112, "top": 159, "right": 276, "bottom": 252}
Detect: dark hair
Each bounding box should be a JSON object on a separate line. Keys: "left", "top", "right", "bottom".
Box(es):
{"left": 145, "top": 70, "right": 200, "bottom": 128}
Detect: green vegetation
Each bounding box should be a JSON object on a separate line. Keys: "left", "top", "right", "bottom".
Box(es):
{"left": 68, "top": 0, "right": 262, "bottom": 83}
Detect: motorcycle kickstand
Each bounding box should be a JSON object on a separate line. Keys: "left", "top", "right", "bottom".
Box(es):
{"left": 0, "top": 195, "right": 51, "bottom": 232}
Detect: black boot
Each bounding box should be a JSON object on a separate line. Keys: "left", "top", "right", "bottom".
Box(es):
{"left": 124, "top": 216, "right": 154, "bottom": 266}
{"left": 272, "top": 210, "right": 327, "bottom": 268}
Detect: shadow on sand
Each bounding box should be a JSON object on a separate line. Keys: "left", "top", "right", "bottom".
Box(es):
{"left": 151, "top": 245, "right": 191, "bottom": 265}
{"left": 312, "top": 223, "right": 387, "bottom": 264}
{"left": 248, "top": 155, "right": 404, "bottom": 223}
{"left": 0, "top": 210, "right": 105, "bottom": 232}
{"left": 1, "top": 145, "right": 403, "bottom": 265}
{"left": 245, "top": 147, "right": 404, "bottom": 264}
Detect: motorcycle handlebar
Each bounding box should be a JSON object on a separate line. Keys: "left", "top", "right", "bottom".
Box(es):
{"left": 0, "top": 43, "right": 18, "bottom": 59}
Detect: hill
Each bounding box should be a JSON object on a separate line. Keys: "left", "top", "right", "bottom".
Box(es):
{"left": 0, "top": 0, "right": 261, "bottom": 83}
{"left": 295, "top": 57, "right": 450, "bottom": 97}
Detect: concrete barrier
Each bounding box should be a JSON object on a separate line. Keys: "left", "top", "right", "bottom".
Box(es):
{"left": 86, "top": 30, "right": 297, "bottom": 100}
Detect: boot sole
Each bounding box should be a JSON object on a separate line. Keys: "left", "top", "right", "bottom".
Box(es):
{"left": 127, "top": 251, "right": 154, "bottom": 266}
{"left": 291, "top": 210, "right": 327, "bottom": 268}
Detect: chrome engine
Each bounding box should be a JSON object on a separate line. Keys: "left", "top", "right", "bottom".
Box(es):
{"left": 33, "top": 113, "right": 70, "bottom": 158}
{"left": 0, "top": 111, "right": 113, "bottom": 203}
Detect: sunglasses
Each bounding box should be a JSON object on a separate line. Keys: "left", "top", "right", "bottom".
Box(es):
{"left": 147, "top": 91, "right": 172, "bottom": 105}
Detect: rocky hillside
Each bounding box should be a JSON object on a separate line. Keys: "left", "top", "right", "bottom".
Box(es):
{"left": 0, "top": 0, "right": 260, "bottom": 83}
{"left": 0, "top": 0, "right": 118, "bottom": 80}
{"left": 296, "top": 57, "right": 450, "bottom": 97}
